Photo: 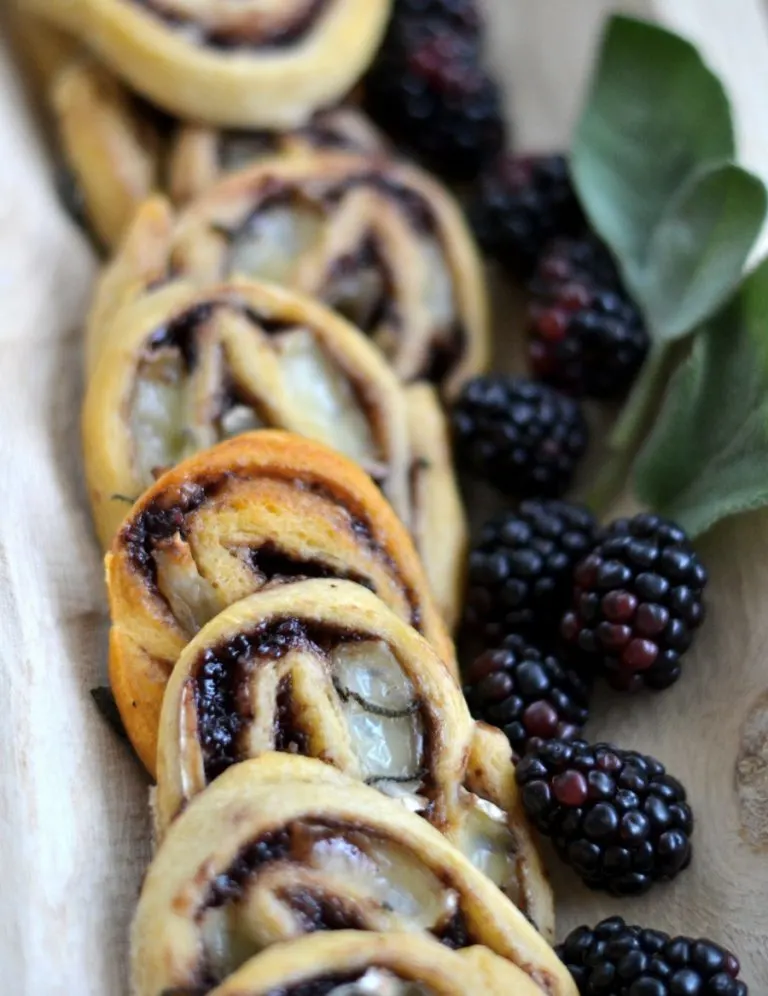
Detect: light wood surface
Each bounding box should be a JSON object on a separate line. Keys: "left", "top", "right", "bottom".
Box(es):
{"left": 1, "top": 1, "right": 768, "bottom": 992}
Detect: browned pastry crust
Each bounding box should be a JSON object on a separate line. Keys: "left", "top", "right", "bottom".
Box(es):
{"left": 86, "top": 152, "right": 490, "bottom": 396}
{"left": 131, "top": 754, "right": 576, "bottom": 996}
{"left": 153, "top": 579, "right": 554, "bottom": 938}
{"left": 197, "top": 931, "right": 544, "bottom": 996}
{"left": 82, "top": 277, "right": 412, "bottom": 548}
{"left": 404, "top": 384, "right": 467, "bottom": 629}
{"left": 106, "top": 431, "right": 456, "bottom": 775}
{"left": 24, "top": 0, "right": 392, "bottom": 128}
{"left": 169, "top": 107, "right": 387, "bottom": 205}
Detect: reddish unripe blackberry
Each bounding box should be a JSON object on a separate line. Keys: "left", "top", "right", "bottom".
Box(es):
{"left": 528, "top": 235, "right": 650, "bottom": 398}
{"left": 561, "top": 514, "right": 707, "bottom": 692}
{"left": 469, "top": 154, "right": 585, "bottom": 276}
{"left": 452, "top": 376, "right": 589, "bottom": 498}
{"left": 463, "top": 634, "right": 591, "bottom": 757}
{"left": 464, "top": 499, "right": 601, "bottom": 644}
{"left": 516, "top": 740, "right": 694, "bottom": 896}
{"left": 364, "top": 22, "right": 505, "bottom": 180}
{"left": 557, "top": 916, "right": 748, "bottom": 996}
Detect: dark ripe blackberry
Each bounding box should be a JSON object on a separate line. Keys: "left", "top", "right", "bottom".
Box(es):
{"left": 391, "top": 0, "right": 483, "bottom": 39}
{"left": 528, "top": 235, "right": 650, "bottom": 398}
{"left": 464, "top": 499, "right": 601, "bottom": 644}
{"left": 557, "top": 917, "right": 748, "bottom": 996}
{"left": 452, "top": 376, "right": 589, "bottom": 498}
{"left": 469, "top": 154, "right": 585, "bottom": 276}
{"left": 561, "top": 514, "right": 708, "bottom": 691}
{"left": 364, "top": 23, "right": 506, "bottom": 181}
{"left": 516, "top": 740, "right": 694, "bottom": 896}
{"left": 463, "top": 634, "right": 590, "bottom": 757}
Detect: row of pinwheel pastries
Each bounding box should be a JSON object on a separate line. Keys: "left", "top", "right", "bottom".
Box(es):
{"left": 75, "top": 149, "right": 576, "bottom": 996}
{"left": 13, "top": 1, "right": 573, "bottom": 993}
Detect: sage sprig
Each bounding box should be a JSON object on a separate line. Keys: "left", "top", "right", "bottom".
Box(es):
{"left": 570, "top": 14, "right": 768, "bottom": 527}
{"left": 636, "top": 258, "right": 768, "bottom": 536}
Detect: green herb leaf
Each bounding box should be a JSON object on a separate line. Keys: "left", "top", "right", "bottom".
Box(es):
{"left": 635, "top": 257, "right": 768, "bottom": 536}
{"left": 632, "top": 164, "right": 767, "bottom": 340}
{"left": 572, "top": 14, "right": 734, "bottom": 293}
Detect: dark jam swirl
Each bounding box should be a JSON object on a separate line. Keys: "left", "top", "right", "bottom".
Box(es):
{"left": 194, "top": 618, "right": 425, "bottom": 783}
{"left": 264, "top": 973, "right": 368, "bottom": 996}
{"left": 131, "top": 0, "right": 331, "bottom": 49}
{"left": 123, "top": 474, "right": 423, "bottom": 629}
{"left": 201, "top": 820, "right": 473, "bottom": 941}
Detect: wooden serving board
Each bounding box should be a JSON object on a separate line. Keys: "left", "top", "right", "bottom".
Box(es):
{"left": 1, "top": 1, "right": 768, "bottom": 992}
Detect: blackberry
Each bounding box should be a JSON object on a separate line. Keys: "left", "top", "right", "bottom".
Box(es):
{"left": 516, "top": 740, "right": 694, "bottom": 896}
{"left": 528, "top": 235, "right": 650, "bottom": 398}
{"left": 561, "top": 514, "right": 707, "bottom": 691}
{"left": 452, "top": 376, "right": 589, "bottom": 498}
{"left": 464, "top": 499, "right": 601, "bottom": 643}
{"left": 469, "top": 154, "right": 584, "bottom": 276}
{"left": 365, "top": 23, "right": 505, "bottom": 180}
{"left": 390, "top": 0, "right": 483, "bottom": 39}
{"left": 463, "top": 634, "right": 590, "bottom": 757}
{"left": 558, "top": 916, "right": 748, "bottom": 996}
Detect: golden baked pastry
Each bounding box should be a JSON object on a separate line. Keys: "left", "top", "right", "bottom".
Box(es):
{"left": 131, "top": 754, "right": 576, "bottom": 996}
{"left": 164, "top": 931, "right": 544, "bottom": 996}
{"left": 82, "top": 277, "right": 411, "bottom": 548}
{"left": 404, "top": 384, "right": 467, "bottom": 629}
{"left": 87, "top": 152, "right": 490, "bottom": 396}
{"left": 169, "top": 107, "right": 387, "bottom": 205}
{"left": 51, "top": 56, "right": 160, "bottom": 248}
{"left": 153, "top": 579, "right": 554, "bottom": 937}
{"left": 106, "top": 431, "right": 456, "bottom": 774}
{"left": 24, "top": 0, "right": 392, "bottom": 128}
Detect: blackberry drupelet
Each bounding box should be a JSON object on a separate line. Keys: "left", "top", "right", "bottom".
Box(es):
{"left": 364, "top": 23, "right": 505, "bottom": 180}
{"left": 528, "top": 235, "right": 650, "bottom": 398}
{"left": 561, "top": 514, "right": 708, "bottom": 691}
{"left": 516, "top": 739, "right": 694, "bottom": 896}
{"left": 463, "top": 634, "right": 590, "bottom": 757}
{"left": 558, "top": 916, "right": 748, "bottom": 996}
{"left": 464, "top": 499, "right": 601, "bottom": 643}
{"left": 469, "top": 154, "right": 584, "bottom": 276}
{"left": 452, "top": 376, "right": 589, "bottom": 498}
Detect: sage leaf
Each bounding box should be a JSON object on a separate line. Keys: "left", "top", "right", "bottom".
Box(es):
{"left": 632, "top": 164, "right": 767, "bottom": 341}
{"left": 635, "top": 257, "right": 768, "bottom": 536}
{"left": 572, "top": 14, "right": 734, "bottom": 289}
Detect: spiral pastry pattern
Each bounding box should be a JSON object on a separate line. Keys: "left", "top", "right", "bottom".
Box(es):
{"left": 152, "top": 578, "right": 554, "bottom": 936}
{"left": 183, "top": 931, "right": 544, "bottom": 996}
{"left": 24, "top": 0, "right": 392, "bottom": 128}
{"left": 86, "top": 152, "right": 490, "bottom": 396}
{"left": 83, "top": 277, "right": 412, "bottom": 548}
{"left": 106, "top": 431, "right": 456, "bottom": 773}
{"left": 132, "top": 755, "right": 574, "bottom": 996}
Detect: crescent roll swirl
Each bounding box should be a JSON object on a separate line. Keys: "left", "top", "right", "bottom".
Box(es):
{"left": 154, "top": 579, "right": 554, "bottom": 936}
{"left": 176, "top": 931, "right": 544, "bottom": 996}
{"left": 106, "top": 431, "right": 455, "bottom": 774}
{"left": 169, "top": 108, "right": 387, "bottom": 205}
{"left": 25, "top": 0, "right": 392, "bottom": 128}
{"left": 131, "top": 755, "right": 576, "bottom": 996}
{"left": 49, "top": 51, "right": 384, "bottom": 248}
{"left": 87, "top": 153, "right": 490, "bottom": 396}
{"left": 82, "top": 277, "right": 411, "bottom": 548}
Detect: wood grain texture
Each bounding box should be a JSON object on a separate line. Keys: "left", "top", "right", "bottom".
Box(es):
{"left": 2, "top": 0, "right": 768, "bottom": 991}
